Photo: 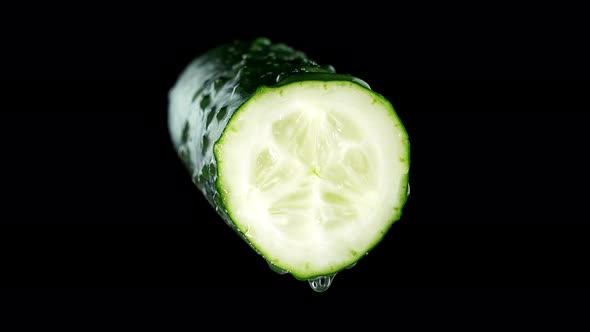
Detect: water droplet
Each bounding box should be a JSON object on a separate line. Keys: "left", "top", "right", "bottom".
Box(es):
{"left": 346, "top": 262, "right": 357, "bottom": 269}
{"left": 253, "top": 37, "right": 271, "bottom": 46}
{"left": 308, "top": 274, "right": 336, "bottom": 292}
{"left": 299, "top": 65, "right": 316, "bottom": 72}
{"left": 267, "top": 262, "right": 288, "bottom": 275}
{"left": 320, "top": 64, "right": 336, "bottom": 73}
{"left": 351, "top": 77, "right": 371, "bottom": 89}
{"left": 250, "top": 38, "right": 269, "bottom": 52}
{"left": 407, "top": 183, "right": 411, "bottom": 197}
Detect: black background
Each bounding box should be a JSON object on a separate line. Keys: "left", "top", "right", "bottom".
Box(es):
{"left": 1, "top": 5, "right": 589, "bottom": 325}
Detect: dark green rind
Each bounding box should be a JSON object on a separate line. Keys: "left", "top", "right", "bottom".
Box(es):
{"left": 170, "top": 38, "right": 377, "bottom": 229}
{"left": 171, "top": 37, "right": 358, "bottom": 212}
{"left": 169, "top": 37, "right": 410, "bottom": 280}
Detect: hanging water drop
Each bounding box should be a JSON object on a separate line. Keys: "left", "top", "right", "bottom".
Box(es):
{"left": 268, "top": 262, "right": 288, "bottom": 275}
{"left": 308, "top": 274, "right": 336, "bottom": 292}
{"left": 346, "top": 262, "right": 357, "bottom": 269}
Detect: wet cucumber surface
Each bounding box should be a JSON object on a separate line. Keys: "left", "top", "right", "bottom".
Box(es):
{"left": 171, "top": 38, "right": 359, "bottom": 199}
{"left": 168, "top": 38, "right": 409, "bottom": 291}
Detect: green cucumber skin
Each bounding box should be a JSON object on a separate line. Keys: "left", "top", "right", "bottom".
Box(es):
{"left": 169, "top": 38, "right": 369, "bottom": 233}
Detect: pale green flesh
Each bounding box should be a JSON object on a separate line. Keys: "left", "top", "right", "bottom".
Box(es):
{"left": 215, "top": 81, "right": 409, "bottom": 279}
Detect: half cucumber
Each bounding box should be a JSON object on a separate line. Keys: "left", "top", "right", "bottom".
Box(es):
{"left": 169, "top": 38, "right": 410, "bottom": 291}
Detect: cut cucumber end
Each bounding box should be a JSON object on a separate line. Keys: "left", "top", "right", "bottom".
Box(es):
{"left": 214, "top": 80, "right": 409, "bottom": 279}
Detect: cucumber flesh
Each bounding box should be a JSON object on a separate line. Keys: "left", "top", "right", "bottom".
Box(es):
{"left": 215, "top": 80, "right": 409, "bottom": 281}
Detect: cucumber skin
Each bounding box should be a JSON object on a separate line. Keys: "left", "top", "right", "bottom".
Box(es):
{"left": 169, "top": 38, "right": 367, "bottom": 231}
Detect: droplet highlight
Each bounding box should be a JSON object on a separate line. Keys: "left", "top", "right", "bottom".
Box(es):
{"left": 308, "top": 274, "right": 336, "bottom": 292}
{"left": 267, "top": 262, "right": 288, "bottom": 275}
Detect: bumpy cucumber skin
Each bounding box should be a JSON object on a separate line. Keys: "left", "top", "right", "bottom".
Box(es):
{"left": 170, "top": 38, "right": 367, "bottom": 225}
{"left": 168, "top": 38, "right": 410, "bottom": 279}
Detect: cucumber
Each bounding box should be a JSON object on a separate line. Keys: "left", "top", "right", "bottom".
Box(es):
{"left": 169, "top": 38, "right": 410, "bottom": 291}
